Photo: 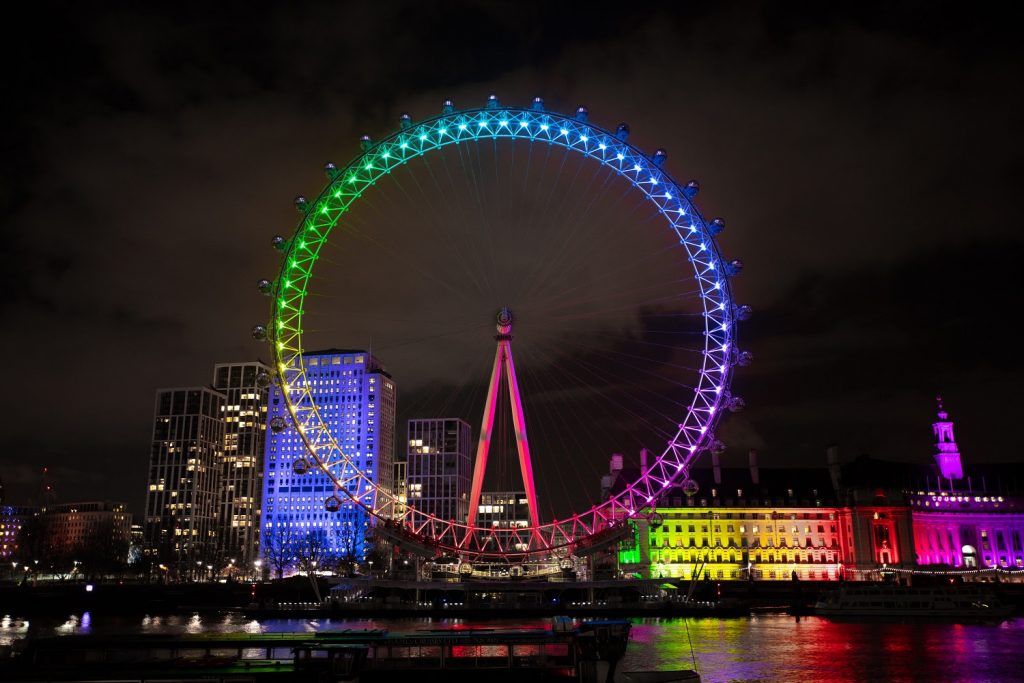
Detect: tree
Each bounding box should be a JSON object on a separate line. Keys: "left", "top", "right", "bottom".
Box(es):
{"left": 14, "top": 513, "right": 51, "bottom": 579}
{"left": 76, "top": 518, "right": 130, "bottom": 578}
{"left": 363, "top": 544, "right": 389, "bottom": 577}
{"left": 293, "top": 529, "right": 334, "bottom": 602}
{"left": 329, "top": 527, "right": 360, "bottom": 578}
{"left": 262, "top": 524, "right": 293, "bottom": 581}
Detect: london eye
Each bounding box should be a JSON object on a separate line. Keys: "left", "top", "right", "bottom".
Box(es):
{"left": 254, "top": 95, "right": 748, "bottom": 561}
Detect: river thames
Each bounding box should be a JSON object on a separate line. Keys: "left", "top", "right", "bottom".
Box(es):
{"left": 2, "top": 612, "right": 1021, "bottom": 682}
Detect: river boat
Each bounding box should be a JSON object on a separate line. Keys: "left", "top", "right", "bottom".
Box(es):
{"left": 814, "top": 584, "right": 1013, "bottom": 618}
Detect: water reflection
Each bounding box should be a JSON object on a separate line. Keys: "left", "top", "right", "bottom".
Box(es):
{"left": 185, "top": 613, "right": 203, "bottom": 634}
{"left": 621, "top": 615, "right": 1024, "bottom": 683}
{"left": 2, "top": 613, "right": 1021, "bottom": 682}
{"left": 0, "top": 615, "right": 29, "bottom": 648}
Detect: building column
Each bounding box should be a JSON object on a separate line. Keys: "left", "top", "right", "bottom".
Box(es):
{"left": 638, "top": 519, "right": 650, "bottom": 578}
{"left": 896, "top": 512, "right": 915, "bottom": 568}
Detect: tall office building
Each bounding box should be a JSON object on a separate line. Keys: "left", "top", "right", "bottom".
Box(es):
{"left": 406, "top": 418, "right": 472, "bottom": 522}
{"left": 144, "top": 386, "right": 226, "bottom": 572}
{"left": 212, "top": 361, "right": 270, "bottom": 566}
{"left": 260, "top": 350, "right": 396, "bottom": 574}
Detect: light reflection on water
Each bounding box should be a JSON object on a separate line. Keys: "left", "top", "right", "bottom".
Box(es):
{"left": 622, "top": 616, "right": 1024, "bottom": 683}
{"left": 2, "top": 613, "right": 1023, "bottom": 681}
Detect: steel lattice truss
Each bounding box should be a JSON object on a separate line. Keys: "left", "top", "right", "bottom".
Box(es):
{"left": 262, "top": 96, "right": 743, "bottom": 560}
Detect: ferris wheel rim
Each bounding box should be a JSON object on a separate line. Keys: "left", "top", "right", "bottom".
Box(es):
{"left": 265, "top": 98, "right": 740, "bottom": 559}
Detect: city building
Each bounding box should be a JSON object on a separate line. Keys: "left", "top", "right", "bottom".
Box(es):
{"left": 828, "top": 446, "right": 917, "bottom": 572}
{"left": 0, "top": 505, "right": 37, "bottom": 560}
{"left": 841, "top": 400, "right": 1024, "bottom": 571}
{"left": 612, "top": 449, "right": 857, "bottom": 581}
{"left": 212, "top": 361, "right": 270, "bottom": 566}
{"left": 472, "top": 490, "right": 532, "bottom": 555}
{"left": 909, "top": 479, "right": 1024, "bottom": 569}
{"left": 393, "top": 459, "right": 407, "bottom": 521}
{"left": 42, "top": 501, "right": 131, "bottom": 564}
{"left": 610, "top": 445, "right": 921, "bottom": 581}
{"left": 129, "top": 521, "right": 145, "bottom": 565}
{"left": 144, "top": 386, "right": 226, "bottom": 574}
{"left": 476, "top": 491, "right": 531, "bottom": 529}
{"left": 611, "top": 399, "right": 1024, "bottom": 581}
{"left": 406, "top": 418, "right": 472, "bottom": 522}
{"left": 911, "top": 402, "right": 1023, "bottom": 569}
{"left": 260, "top": 350, "right": 396, "bottom": 575}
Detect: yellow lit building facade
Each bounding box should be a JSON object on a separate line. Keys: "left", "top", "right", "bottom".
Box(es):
{"left": 610, "top": 449, "right": 916, "bottom": 581}
{"left": 625, "top": 505, "right": 846, "bottom": 581}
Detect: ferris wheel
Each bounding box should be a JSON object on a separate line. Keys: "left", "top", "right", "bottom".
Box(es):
{"left": 253, "top": 95, "right": 749, "bottom": 560}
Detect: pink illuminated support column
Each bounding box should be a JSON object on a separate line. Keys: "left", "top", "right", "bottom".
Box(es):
{"left": 467, "top": 341, "right": 505, "bottom": 528}
{"left": 502, "top": 340, "right": 541, "bottom": 529}
{"left": 466, "top": 308, "right": 541, "bottom": 531}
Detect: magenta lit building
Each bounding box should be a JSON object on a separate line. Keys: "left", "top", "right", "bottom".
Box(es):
{"left": 909, "top": 400, "right": 1024, "bottom": 569}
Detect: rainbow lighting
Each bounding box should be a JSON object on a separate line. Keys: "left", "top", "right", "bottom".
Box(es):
{"left": 254, "top": 95, "right": 748, "bottom": 559}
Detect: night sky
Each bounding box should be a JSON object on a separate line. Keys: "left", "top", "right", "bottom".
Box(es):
{"left": 3, "top": 2, "right": 1023, "bottom": 518}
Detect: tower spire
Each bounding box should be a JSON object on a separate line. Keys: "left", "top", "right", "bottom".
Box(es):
{"left": 933, "top": 395, "right": 963, "bottom": 480}
{"left": 466, "top": 308, "right": 541, "bottom": 532}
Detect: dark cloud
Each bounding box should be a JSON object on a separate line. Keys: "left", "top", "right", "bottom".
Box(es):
{"left": 726, "top": 239, "right": 1024, "bottom": 460}
{"left": 1, "top": 2, "right": 1022, "bottom": 517}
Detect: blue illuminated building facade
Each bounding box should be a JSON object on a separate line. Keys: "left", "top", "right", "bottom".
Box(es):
{"left": 259, "top": 349, "right": 396, "bottom": 575}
